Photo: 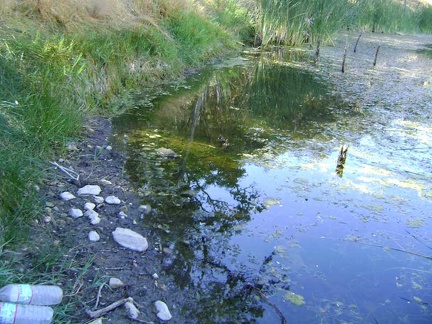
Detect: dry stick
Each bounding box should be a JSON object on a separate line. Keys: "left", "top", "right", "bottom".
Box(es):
{"left": 341, "top": 45, "right": 347, "bottom": 73}
{"left": 86, "top": 297, "right": 133, "bottom": 318}
{"left": 406, "top": 230, "right": 432, "bottom": 251}
{"left": 49, "top": 161, "right": 80, "bottom": 183}
{"left": 94, "top": 282, "right": 107, "bottom": 309}
{"left": 353, "top": 32, "right": 362, "bottom": 53}
{"left": 314, "top": 38, "right": 321, "bottom": 62}
{"left": 373, "top": 45, "right": 380, "bottom": 67}
{"left": 359, "top": 242, "right": 432, "bottom": 261}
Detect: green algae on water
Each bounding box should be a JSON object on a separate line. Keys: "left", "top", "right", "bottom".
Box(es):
{"left": 284, "top": 292, "right": 305, "bottom": 306}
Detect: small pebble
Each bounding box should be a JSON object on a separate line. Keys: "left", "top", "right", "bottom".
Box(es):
{"left": 155, "top": 300, "right": 172, "bottom": 321}
{"left": 60, "top": 192, "right": 76, "bottom": 201}
{"left": 125, "top": 301, "right": 139, "bottom": 319}
{"left": 77, "top": 185, "right": 101, "bottom": 196}
{"left": 84, "top": 202, "right": 96, "bottom": 210}
{"left": 109, "top": 277, "right": 125, "bottom": 289}
{"left": 138, "top": 204, "right": 152, "bottom": 214}
{"left": 88, "top": 231, "right": 100, "bottom": 242}
{"left": 94, "top": 196, "right": 104, "bottom": 204}
{"left": 105, "top": 195, "right": 121, "bottom": 205}
{"left": 69, "top": 208, "right": 83, "bottom": 218}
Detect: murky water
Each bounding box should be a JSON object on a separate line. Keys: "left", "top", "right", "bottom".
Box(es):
{"left": 112, "top": 46, "right": 432, "bottom": 323}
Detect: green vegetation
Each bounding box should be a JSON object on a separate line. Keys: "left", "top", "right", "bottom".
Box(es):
{"left": 254, "top": 0, "right": 432, "bottom": 45}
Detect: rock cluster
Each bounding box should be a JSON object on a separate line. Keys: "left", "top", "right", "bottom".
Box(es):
{"left": 52, "top": 182, "right": 174, "bottom": 322}
{"left": 40, "top": 118, "right": 176, "bottom": 323}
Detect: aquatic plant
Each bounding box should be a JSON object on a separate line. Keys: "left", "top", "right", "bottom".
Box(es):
{"left": 284, "top": 291, "right": 305, "bottom": 306}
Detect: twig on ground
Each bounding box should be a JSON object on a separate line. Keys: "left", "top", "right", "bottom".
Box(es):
{"left": 49, "top": 161, "right": 80, "bottom": 184}
{"left": 94, "top": 281, "right": 107, "bottom": 309}
{"left": 86, "top": 297, "right": 133, "bottom": 318}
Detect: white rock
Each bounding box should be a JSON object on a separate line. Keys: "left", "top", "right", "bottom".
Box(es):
{"left": 44, "top": 216, "right": 51, "bottom": 223}
{"left": 85, "top": 210, "right": 101, "bottom": 224}
{"left": 88, "top": 231, "right": 100, "bottom": 242}
{"left": 84, "top": 202, "right": 96, "bottom": 210}
{"left": 155, "top": 300, "right": 172, "bottom": 321}
{"left": 112, "top": 227, "right": 148, "bottom": 252}
{"left": 94, "top": 196, "right": 105, "bottom": 204}
{"left": 105, "top": 145, "right": 113, "bottom": 151}
{"left": 88, "top": 318, "right": 103, "bottom": 324}
{"left": 105, "top": 195, "right": 121, "bottom": 205}
{"left": 100, "top": 179, "right": 112, "bottom": 185}
{"left": 77, "top": 185, "right": 101, "bottom": 196}
{"left": 125, "top": 301, "right": 139, "bottom": 319}
{"left": 152, "top": 273, "right": 159, "bottom": 280}
{"left": 118, "top": 211, "right": 127, "bottom": 219}
{"left": 69, "top": 208, "right": 83, "bottom": 218}
{"left": 138, "top": 204, "right": 152, "bottom": 214}
{"left": 109, "top": 277, "right": 125, "bottom": 289}
{"left": 60, "top": 192, "right": 76, "bottom": 201}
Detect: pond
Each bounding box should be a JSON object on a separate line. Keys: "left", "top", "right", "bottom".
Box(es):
{"left": 111, "top": 46, "right": 432, "bottom": 323}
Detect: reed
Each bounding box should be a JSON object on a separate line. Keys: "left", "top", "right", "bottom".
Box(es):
{"left": 248, "top": 0, "right": 432, "bottom": 46}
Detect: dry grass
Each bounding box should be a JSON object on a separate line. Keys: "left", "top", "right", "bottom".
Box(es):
{"left": 0, "top": 0, "right": 196, "bottom": 29}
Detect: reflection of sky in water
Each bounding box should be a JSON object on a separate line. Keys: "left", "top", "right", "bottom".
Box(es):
{"left": 218, "top": 140, "right": 432, "bottom": 323}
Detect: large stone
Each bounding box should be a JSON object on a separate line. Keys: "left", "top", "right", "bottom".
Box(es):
{"left": 112, "top": 227, "right": 148, "bottom": 252}
{"left": 77, "top": 185, "right": 101, "bottom": 196}
{"left": 155, "top": 300, "right": 172, "bottom": 321}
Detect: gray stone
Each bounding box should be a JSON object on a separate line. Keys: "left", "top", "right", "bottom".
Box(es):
{"left": 125, "top": 301, "right": 139, "bottom": 319}
{"left": 94, "top": 196, "right": 104, "bottom": 204}
{"left": 60, "top": 192, "right": 76, "bottom": 201}
{"left": 105, "top": 195, "right": 121, "bottom": 205}
{"left": 85, "top": 210, "right": 101, "bottom": 225}
{"left": 77, "top": 185, "right": 101, "bottom": 196}
{"left": 88, "top": 231, "right": 100, "bottom": 242}
{"left": 69, "top": 208, "right": 83, "bottom": 218}
{"left": 109, "top": 277, "right": 125, "bottom": 289}
{"left": 156, "top": 147, "right": 178, "bottom": 158}
{"left": 138, "top": 204, "right": 152, "bottom": 214}
{"left": 112, "top": 227, "right": 148, "bottom": 252}
{"left": 84, "top": 202, "right": 96, "bottom": 210}
{"left": 155, "top": 300, "right": 172, "bottom": 321}
{"left": 118, "top": 211, "right": 127, "bottom": 219}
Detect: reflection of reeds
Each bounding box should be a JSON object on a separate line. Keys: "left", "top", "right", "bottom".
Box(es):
{"left": 336, "top": 145, "right": 348, "bottom": 177}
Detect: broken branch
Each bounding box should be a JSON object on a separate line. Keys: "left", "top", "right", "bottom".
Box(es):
{"left": 86, "top": 297, "right": 133, "bottom": 318}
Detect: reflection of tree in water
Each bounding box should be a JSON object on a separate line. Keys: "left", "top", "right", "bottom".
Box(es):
{"left": 117, "top": 53, "right": 337, "bottom": 322}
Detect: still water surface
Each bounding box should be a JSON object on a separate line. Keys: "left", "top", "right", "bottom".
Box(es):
{"left": 112, "top": 48, "right": 432, "bottom": 323}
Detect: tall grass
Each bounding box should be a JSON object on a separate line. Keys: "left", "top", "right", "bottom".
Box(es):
{"left": 246, "top": 0, "right": 432, "bottom": 46}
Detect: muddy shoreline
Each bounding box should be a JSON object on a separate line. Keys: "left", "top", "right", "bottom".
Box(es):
{"left": 33, "top": 116, "right": 188, "bottom": 323}
{"left": 32, "top": 32, "right": 432, "bottom": 323}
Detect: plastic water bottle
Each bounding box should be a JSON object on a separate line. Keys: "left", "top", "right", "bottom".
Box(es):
{"left": 0, "top": 302, "right": 53, "bottom": 324}
{"left": 0, "top": 285, "right": 62, "bottom": 306}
